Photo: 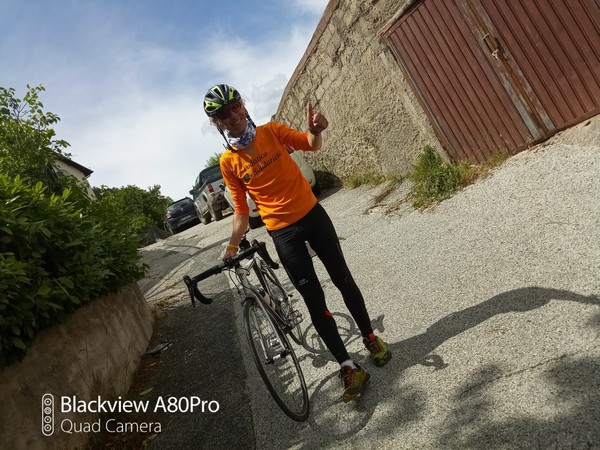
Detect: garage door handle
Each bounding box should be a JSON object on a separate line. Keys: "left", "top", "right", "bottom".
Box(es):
{"left": 483, "top": 33, "right": 506, "bottom": 60}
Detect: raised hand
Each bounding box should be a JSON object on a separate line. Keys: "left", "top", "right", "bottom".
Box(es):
{"left": 306, "top": 102, "right": 329, "bottom": 134}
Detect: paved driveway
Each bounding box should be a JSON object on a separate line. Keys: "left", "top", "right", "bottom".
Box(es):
{"left": 136, "top": 116, "right": 600, "bottom": 449}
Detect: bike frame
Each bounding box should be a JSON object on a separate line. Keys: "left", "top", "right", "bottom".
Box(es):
{"left": 183, "top": 238, "right": 309, "bottom": 421}
{"left": 232, "top": 257, "right": 281, "bottom": 322}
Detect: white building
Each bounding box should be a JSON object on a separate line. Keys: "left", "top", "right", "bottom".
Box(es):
{"left": 53, "top": 155, "right": 95, "bottom": 198}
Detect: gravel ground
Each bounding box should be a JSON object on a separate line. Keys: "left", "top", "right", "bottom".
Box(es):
{"left": 119, "top": 115, "right": 599, "bottom": 449}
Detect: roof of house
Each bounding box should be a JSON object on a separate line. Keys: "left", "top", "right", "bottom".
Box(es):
{"left": 56, "top": 154, "right": 93, "bottom": 177}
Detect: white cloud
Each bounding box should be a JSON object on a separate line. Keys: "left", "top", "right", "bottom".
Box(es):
{"left": 64, "top": 95, "right": 211, "bottom": 192}
{"left": 294, "top": 0, "right": 329, "bottom": 15}
{"left": 3, "top": 0, "right": 330, "bottom": 200}
{"left": 201, "top": 24, "right": 319, "bottom": 122}
{"left": 56, "top": 25, "right": 320, "bottom": 199}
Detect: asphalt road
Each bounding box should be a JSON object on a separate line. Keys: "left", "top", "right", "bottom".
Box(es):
{"left": 141, "top": 242, "right": 254, "bottom": 450}
{"left": 93, "top": 232, "right": 256, "bottom": 450}
{"left": 121, "top": 116, "right": 599, "bottom": 449}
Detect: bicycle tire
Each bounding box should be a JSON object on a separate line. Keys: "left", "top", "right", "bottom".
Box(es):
{"left": 255, "top": 263, "right": 304, "bottom": 345}
{"left": 243, "top": 299, "right": 309, "bottom": 422}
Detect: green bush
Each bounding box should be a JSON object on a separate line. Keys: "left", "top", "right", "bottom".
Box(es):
{"left": 93, "top": 185, "right": 173, "bottom": 246}
{"left": 409, "top": 145, "right": 466, "bottom": 208}
{"left": 408, "top": 146, "right": 509, "bottom": 208}
{"left": 0, "top": 175, "right": 146, "bottom": 367}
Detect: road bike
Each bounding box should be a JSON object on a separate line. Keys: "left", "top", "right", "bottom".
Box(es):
{"left": 183, "top": 237, "right": 309, "bottom": 421}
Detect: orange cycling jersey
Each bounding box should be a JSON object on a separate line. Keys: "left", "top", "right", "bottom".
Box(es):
{"left": 220, "top": 122, "right": 318, "bottom": 230}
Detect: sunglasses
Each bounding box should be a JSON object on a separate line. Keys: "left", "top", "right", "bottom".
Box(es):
{"left": 215, "top": 101, "right": 243, "bottom": 121}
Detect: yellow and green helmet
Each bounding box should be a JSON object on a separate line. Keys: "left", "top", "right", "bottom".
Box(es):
{"left": 204, "top": 84, "right": 241, "bottom": 117}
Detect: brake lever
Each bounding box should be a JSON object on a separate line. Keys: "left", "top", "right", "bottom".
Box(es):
{"left": 183, "top": 275, "right": 213, "bottom": 306}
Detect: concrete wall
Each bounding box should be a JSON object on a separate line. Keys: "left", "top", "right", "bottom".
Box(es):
{"left": 0, "top": 283, "right": 153, "bottom": 450}
{"left": 274, "top": 0, "right": 441, "bottom": 179}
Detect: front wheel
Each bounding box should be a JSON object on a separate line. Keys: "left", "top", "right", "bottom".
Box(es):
{"left": 243, "top": 300, "right": 309, "bottom": 422}
{"left": 164, "top": 222, "right": 174, "bottom": 235}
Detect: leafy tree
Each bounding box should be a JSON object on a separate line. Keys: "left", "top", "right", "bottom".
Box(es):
{"left": 0, "top": 175, "right": 147, "bottom": 367}
{"left": 94, "top": 185, "right": 173, "bottom": 243}
{"left": 0, "top": 85, "right": 156, "bottom": 365}
{"left": 0, "top": 84, "right": 70, "bottom": 193}
{"left": 205, "top": 152, "right": 222, "bottom": 168}
{"left": 1, "top": 84, "right": 173, "bottom": 245}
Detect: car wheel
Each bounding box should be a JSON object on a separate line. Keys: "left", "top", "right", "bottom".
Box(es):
{"left": 248, "top": 215, "right": 264, "bottom": 229}
{"left": 208, "top": 204, "right": 220, "bottom": 222}
{"left": 200, "top": 212, "right": 211, "bottom": 225}
{"left": 213, "top": 207, "right": 223, "bottom": 221}
{"left": 166, "top": 223, "right": 176, "bottom": 234}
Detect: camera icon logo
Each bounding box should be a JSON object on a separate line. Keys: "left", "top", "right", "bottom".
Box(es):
{"left": 42, "top": 394, "right": 54, "bottom": 436}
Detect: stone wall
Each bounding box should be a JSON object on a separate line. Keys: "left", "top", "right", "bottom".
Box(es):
{"left": 0, "top": 283, "right": 153, "bottom": 450}
{"left": 274, "top": 0, "right": 441, "bottom": 179}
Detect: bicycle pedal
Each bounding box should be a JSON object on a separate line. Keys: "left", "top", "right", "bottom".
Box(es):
{"left": 266, "top": 336, "right": 281, "bottom": 349}
{"left": 288, "top": 310, "right": 303, "bottom": 325}
{"left": 266, "top": 350, "right": 289, "bottom": 364}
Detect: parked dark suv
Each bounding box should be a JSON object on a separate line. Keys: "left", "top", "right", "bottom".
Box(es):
{"left": 164, "top": 197, "right": 199, "bottom": 234}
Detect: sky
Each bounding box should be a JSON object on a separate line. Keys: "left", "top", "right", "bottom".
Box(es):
{"left": 0, "top": 0, "right": 329, "bottom": 200}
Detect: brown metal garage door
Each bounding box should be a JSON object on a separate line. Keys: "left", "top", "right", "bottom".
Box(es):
{"left": 384, "top": 0, "right": 600, "bottom": 163}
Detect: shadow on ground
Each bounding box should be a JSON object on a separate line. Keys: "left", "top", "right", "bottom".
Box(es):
{"left": 91, "top": 240, "right": 255, "bottom": 450}
{"left": 281, "top": 287, "right": 600, "bottom": 449}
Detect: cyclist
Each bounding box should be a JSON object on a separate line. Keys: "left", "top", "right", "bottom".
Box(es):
{"left": 203, "top": 84, "right": 391, "bottom": 402}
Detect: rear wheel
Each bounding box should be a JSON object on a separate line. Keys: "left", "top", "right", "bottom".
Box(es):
{"left": 243, "top": 300, "right": 309, "bottom": 422}
{"left": 200, "top": 211, "right": 211, "bottom": 225}
{"left": 213, "top": 206, "right": 223, "bottom": 221}
{"left": 208, "top": 204, "right": 221, "bottom": 222}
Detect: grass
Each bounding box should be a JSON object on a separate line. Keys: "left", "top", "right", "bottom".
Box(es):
{"left": 343, "top": 173, "right": 387, "bottom": 188}
{"left": 458, "top": 151, "right": 509, "bottom": 186}
{"left": 373, "top": 175, "right": 405, "bottom": 204}
{"left": 155, "top": 298, "right": 174, "bottom": 310}
{"left": 409, "top": 145, "right": 508, "bottom": 208}
{"left": 342, "top": 171, "right": 407, "bottom": 210}
{"left": 316, "top": 145, "right": 508, "bottom": 210}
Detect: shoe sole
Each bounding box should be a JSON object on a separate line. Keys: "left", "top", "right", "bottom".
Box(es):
{"left": 342, "top": 371, "right": 371, "bottom": 403}
{"left": 373, "top": 351, "right": 392, "bottom": 367}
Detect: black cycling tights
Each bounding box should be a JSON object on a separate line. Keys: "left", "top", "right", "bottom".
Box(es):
{"left": 269, "top": 203, "right": 373, "bottom": 364}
